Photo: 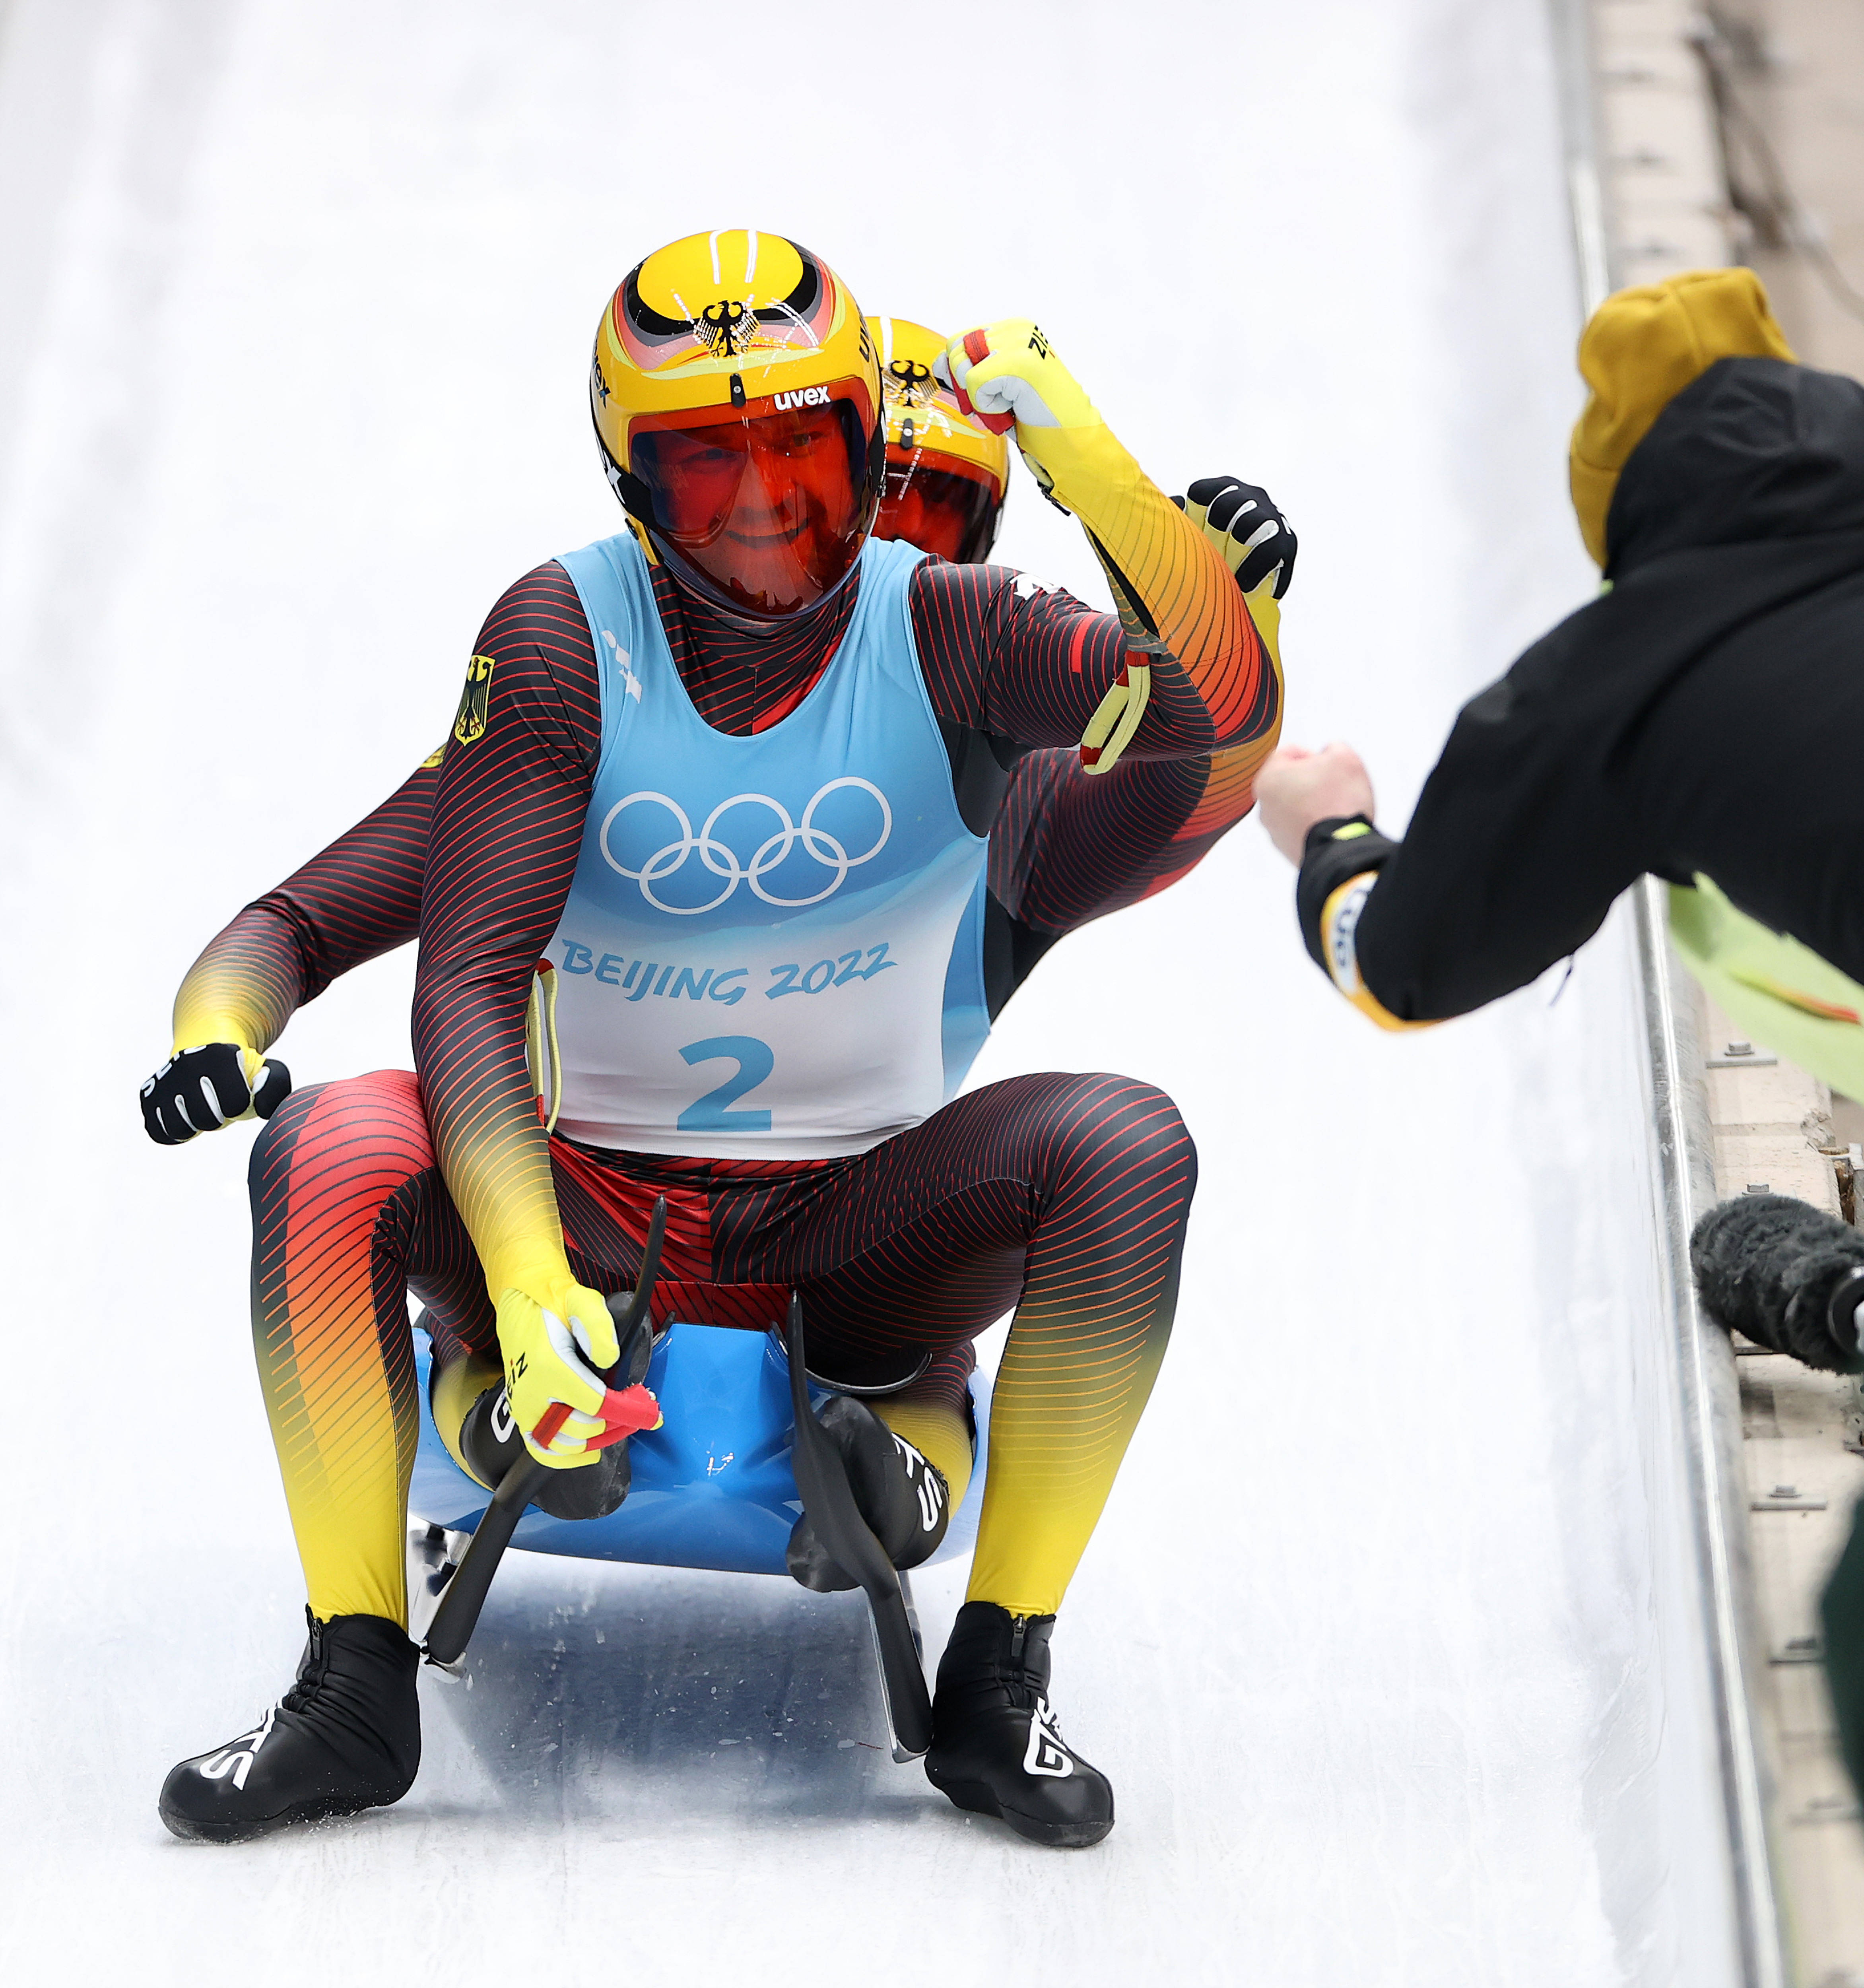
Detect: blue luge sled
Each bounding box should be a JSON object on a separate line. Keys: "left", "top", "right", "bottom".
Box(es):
{"left": 409, "top": 1316, "right": 988, "bottom": 1576}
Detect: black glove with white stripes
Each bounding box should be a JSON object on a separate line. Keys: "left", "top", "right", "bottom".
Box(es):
{"left": 1176, "top": 476, "right": 1297, "bottom": 600}
{"left": 141, "top": 1043, "right": 292, "bottom": 1146}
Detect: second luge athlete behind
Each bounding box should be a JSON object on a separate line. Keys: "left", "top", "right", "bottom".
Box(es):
{"left": 155, "top": 231, "right": 1282, "bottom": 1849}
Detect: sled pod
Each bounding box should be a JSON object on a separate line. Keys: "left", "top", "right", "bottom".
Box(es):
{"left": 408, "top": 1317, "right": 988, "bottom": 1578}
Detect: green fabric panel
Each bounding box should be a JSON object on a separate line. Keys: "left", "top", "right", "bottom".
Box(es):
{"left": 1668, "top": 876, "right": 1864, "bottom": 1099}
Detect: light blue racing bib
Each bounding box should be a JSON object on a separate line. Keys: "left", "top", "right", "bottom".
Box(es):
{"left": 544, "top": 532, "right": 990, "bottom": 1159}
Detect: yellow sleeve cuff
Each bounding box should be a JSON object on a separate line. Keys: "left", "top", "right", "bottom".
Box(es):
{"left": 169, "top": 1019, "right": 260, "bottom": 1064}
{"left": 1242, "top": 577, "right": 1283, "bottom": 676}
{"left": 1321, "top": 873, "right": 1434, "bottom": 1033}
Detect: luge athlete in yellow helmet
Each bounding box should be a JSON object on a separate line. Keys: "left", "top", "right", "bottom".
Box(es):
{"left": 150, "top": 230, "right": 1285, "bottom": 1848}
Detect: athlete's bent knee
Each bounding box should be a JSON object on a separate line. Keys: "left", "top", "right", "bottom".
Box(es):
{"left": 1045, "top": 1071, "right": 1197, "bottom": 1202}
{"left": 249, "top": 1069, "right": 433, "bottom": 1202}
{"left": 1051, "top": 1071, "right": 1194, "bottom": 1151}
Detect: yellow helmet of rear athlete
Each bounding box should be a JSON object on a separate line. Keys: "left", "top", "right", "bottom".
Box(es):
{"left": 590, "top": 229, "right": 884, "bottom": 620}
{"left": 1569, "top": 267, "right": 1796, "bottom": 567}
{"left": 868, "top": 315, "right": 1011, "bottom": 565}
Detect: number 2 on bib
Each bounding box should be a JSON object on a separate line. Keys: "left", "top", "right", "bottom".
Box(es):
{"left": 676, "top": 1036, "right": 775, "bottom": 1132}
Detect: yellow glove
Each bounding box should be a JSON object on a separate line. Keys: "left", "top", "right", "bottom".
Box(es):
{"left": 495, "top": 1274, "right": 621, "bottom": 1471}
{"left": 938, "top": 319, "right": 1107, "bottom": 513}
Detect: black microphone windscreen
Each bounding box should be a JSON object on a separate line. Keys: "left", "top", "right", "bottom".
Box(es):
{"left": 1691, "top": 1193, "right": 1864, "bottom": 1373}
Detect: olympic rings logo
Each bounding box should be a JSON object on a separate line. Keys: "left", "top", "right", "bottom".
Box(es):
{"left": 599, "top": 778, "right": 893, "bottom": 915}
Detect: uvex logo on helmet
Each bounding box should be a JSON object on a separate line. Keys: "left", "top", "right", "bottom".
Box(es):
{"left": 774, "top": 386, "right": 833, "bottom": 411}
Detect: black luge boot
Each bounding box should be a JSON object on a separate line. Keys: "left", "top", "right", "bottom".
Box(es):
{"left": 786, "top": 1394, "right": 950, "bottom": 1592}
{"left": 924, "top": 1602, "right": 1113, "bottom": 1847}
{"left": 459, "top": 1380, "right": 631, "bottom": 1521}
{"left": 456, "top": 1315, "right": 653, "bottom": 1523}
{"left": 159, "top": 1612, "right": 420, "bottom": 1844}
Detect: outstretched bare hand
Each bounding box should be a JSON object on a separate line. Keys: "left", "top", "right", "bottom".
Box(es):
{"left": 1256, "top": 744, "right": 1376, "bottom": 864}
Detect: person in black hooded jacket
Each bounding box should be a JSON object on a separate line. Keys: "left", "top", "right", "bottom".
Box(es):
{"left": 1256, "top": 267, "right": 1864, "bottom": 1077}
{"left": 1256, "top": 264, "right": 1864, "bottom": 1814}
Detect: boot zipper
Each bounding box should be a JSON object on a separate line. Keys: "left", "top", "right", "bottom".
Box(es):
{"left": 1009, "top": 1614, "right": 1027, "bottom": 1667}
{"left": 285, "top": 1612, "right": 327, "bottom": 1716}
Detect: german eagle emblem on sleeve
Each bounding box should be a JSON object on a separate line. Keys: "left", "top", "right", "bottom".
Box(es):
{"left": 452, "top": 654, "right": 496, "bottom": 746}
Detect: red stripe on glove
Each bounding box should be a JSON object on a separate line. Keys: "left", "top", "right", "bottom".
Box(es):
{"left": 952, "top": 328, "right": 1015, "bottom": 435}
{"left": 531, "top": 1382, "right": 662, "bottom": 1453}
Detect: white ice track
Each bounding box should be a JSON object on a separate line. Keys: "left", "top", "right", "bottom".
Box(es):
{"left": 0, "top": 4, "right": 1739, "bottom": 1982}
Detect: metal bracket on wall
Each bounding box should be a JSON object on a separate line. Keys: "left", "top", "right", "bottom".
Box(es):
{"left": 1710, "top": 1042, "right": 1781, "bottom": 1069}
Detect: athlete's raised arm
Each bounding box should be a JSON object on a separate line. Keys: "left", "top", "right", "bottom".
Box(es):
{"left": 916, "top": 327, "right": 1280, "bottom": 762}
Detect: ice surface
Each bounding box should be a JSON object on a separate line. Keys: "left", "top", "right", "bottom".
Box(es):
{"left": 0, "top": 2, "right": 1737, "bottom": 1982}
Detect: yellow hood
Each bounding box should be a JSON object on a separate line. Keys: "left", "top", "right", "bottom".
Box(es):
{"left": 1569, "top": 268, "right": 1796, "bottom": 566}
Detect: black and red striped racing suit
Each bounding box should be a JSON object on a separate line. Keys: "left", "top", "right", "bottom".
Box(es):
{"left": 181, "top": 552, "right": 1280, "bottom": 1624}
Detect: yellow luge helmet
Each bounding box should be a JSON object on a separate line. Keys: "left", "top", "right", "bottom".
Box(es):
{"left": 869, "top": 315, "right": 1010, "bottom": 565}
{"left": 591, "top": 229, "right": 885, "bottom": 619}
{"left": 1570, "top": 266, "right": 1796, "bottom": 567}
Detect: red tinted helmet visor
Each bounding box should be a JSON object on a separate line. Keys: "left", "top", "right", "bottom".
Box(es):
{"left": 876, "top": 448, "right": 1004, "bottom": 564}
{"left": 629, "top": 382, "right": 879, "bottom": 619}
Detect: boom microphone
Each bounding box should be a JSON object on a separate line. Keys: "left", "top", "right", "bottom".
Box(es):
{"left": 1690, "top": 1192, "right": 1864, "bottom": 1372}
